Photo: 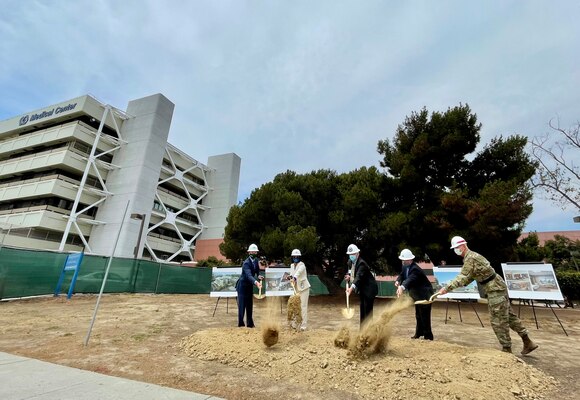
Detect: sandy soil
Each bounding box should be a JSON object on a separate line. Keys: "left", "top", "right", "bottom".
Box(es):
{"left": 0, "top": 293, "right": 578, "bottom": 400}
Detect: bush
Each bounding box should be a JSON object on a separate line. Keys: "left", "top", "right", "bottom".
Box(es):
{"left": 556, "top": 270, "right": 580, "bottom": 300}
{"left": 196, "top": 256, "right": 226, "bottom": 268}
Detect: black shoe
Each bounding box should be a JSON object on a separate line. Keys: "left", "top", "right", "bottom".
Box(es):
{"left": 411, "top": 335, "right": 421, "bottom": 339}
{"left": 424, "top": 336, "right": 434, "bottom": 341}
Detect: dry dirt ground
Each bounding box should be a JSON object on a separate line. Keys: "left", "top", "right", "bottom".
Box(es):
{"left": 0, "top": 293, "right": 578, "bottom": 400}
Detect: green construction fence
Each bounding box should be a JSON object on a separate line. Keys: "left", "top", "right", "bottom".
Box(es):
{"left": 0, "top": 246, "right": 403, "bottom": 300}
{"left": 0, "top": 246, "right": 339, "bottom": 300}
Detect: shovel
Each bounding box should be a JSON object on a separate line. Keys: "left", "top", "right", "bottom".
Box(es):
{"left": 254, "top": 282, "right": 265, "bottom": 300}
{"left": 414, "top": 293, "right": 439, "bottom": 305}
{"left": 341, "top": 281, "right": 355, "bottom": 319}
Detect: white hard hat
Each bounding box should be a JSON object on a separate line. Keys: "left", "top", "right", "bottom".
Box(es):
{"left": 398, "top": 249, "right": 415, "bottom": 260}
{"left": 291, "top": 249, "right": 301, "bottom": 256}
{"left": 247, "top": 243, "right": 259, "bottom": 252}
{"left": 450, "top": 236, "right": 467, "bottom": 249}
{"left": 346, "top": 244, "right": 360, "bottom": 255}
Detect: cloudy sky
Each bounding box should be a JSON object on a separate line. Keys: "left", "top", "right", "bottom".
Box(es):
{"left": 1, "top": 0, "right": 579, "bottom": 232}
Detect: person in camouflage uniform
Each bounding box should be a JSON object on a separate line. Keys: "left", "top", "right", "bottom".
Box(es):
{"left": 437, "top": 236, "right": 538, "bottom": 355}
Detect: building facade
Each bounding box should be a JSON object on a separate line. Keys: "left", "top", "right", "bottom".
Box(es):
{"left": 0, "top": 94, "right": 240, "bottom": 262}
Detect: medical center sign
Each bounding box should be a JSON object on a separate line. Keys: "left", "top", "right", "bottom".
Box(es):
{"left": 19, "top": 103, "right": 78, "bottom": 126}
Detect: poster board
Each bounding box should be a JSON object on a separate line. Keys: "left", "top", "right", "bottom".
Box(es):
{"left": 209, "top": 267, "right": 241, "bottom": 298}
{"left": 54, "top": 252, "right": 84, "bottom": 299}
{"left": 501, "top": 263, "right": 564, "bottom": 301}
{"left": 433, "top": 266, "right": 480, "bottom": 300}
{"left": 264, "top": 267, "right": 293, "bottom": 296}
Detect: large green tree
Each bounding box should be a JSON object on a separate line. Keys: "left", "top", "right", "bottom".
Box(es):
{"left": 222, "top": 104, "right": 538, "bottom": 288}
{"left": 220, "top": 168, "right": 388, "bottom": 292}
{"left": 377, "top": 104, "right": 536, "bottom": 271}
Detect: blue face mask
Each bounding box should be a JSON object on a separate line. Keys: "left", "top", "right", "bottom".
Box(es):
{"left": 349, "top": 255, "right": 357, "bottom": 262}
{"left": 292, "top": 257, "right": 300, "bottom": 263}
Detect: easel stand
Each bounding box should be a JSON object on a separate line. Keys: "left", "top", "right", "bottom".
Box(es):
{"left": 212, "top": 297, "right": 238, "bottom": 317}
{"left": 517, "top": 299, "right": 568, "bottom": 336}
{"left": 444, "top": 299, "right": 484, "bottom": 328}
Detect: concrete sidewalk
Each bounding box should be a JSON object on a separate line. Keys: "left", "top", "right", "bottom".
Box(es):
{"left": 0, "top": 352, "right": 224, "bottom": 400}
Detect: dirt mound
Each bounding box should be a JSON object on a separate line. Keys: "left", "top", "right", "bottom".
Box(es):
{"left": 181, "top": 325, "right": 556, "bottom": 400}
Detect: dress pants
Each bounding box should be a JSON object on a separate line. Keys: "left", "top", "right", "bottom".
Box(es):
{"left": 360, "top": 294, "right": 375, "bottom": 325}
{"left": 237, "top": 287, "right": 255, "bottom": 327}
{"left": 414, "top": 303, "right": 433, "bottom": 339}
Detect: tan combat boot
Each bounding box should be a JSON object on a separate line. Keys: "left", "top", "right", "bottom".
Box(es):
{"left": 521, "top": 335, "right": 538, "bottom": 355}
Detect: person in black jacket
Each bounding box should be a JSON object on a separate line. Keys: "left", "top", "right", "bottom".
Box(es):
{"left": 345, "top": 244, "right": 378, "bottom": 325}
{"left": 395, "top": 249, "right": 434, "bottom": 340}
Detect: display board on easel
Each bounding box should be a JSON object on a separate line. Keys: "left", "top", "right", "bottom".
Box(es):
{"left": 501, "top": 263, "right": 563, "bottom": 301}
{"left": 501, "top": 262, "right": 567, "bottom": 336}
{"left": 433, "top": 267, "right": 480, "bottom": 300}
{"left": 433, "top": 266, "right": 484, "bottom": 327}
{"left": 210, "top": 267, "right": 240, "bottom": 317}
{"left": 264, "top": 267, "right": 293, "bottom": 296}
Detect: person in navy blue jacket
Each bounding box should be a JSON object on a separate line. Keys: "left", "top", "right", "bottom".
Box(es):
{"left": 396, "top": 249, "right": 434, "bottom": 340}
{"left": 236, "top": 243, "right": 263, "bottom": 328}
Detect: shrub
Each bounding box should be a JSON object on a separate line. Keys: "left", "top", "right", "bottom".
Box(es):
{"left": 556, "top": 270, "right": 580, "bottom": 300}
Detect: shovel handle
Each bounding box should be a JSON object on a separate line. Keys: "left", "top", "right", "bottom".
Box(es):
{"left": 346, "top": 281, "right": 350, "bottom": 309}
{"left": 290, "top": 279, "right": 298, "bottom": 295}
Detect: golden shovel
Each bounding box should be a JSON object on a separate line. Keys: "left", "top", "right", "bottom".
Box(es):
{"left": 254, "top": 281, "right": 265, "bottom": 300}
{"left": 414, "top": 293, "right": 439, "bottom": 305}
{"left": 341, "top": 281, "right": 355, "bottom": 319}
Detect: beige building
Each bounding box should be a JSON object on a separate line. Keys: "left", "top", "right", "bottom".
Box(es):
{"left": 0, "top": 94, "right": 240, "bottom": 262}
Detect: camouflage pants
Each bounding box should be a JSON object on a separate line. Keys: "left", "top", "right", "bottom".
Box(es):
{"left": 487, "top": 292, "right": 528, "bottom": 348}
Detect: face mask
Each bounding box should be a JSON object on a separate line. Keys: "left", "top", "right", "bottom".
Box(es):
{"left": 250, "top": 254, "right": 257, "bottom": 259}
{"left": 349, "top": 255, "right": 357, "bottom": 262}
{"left": 292, "top": 257, "right": 300, "bottom": 263}
{"left": 454, "top": 247, "right": 462, "bottom": 256}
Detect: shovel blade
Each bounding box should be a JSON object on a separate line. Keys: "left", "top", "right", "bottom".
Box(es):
{"left": 341, "top": 308, "right": 355, "bottom": 319}
{"left": 414, "top": 293, "right": 439, "bottom": 305}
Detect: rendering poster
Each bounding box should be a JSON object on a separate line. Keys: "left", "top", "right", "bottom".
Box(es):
{"left": 501, "top": 263, "right": 564, "bottom": 301}
{"left": 433, "top": 267, "right": 480, "bottom": 300}
{"left": 209, "top": 267, "right": 241, "bottom": 297}
{"left": 264, "top": 267, "right": 293, "bottom": 296}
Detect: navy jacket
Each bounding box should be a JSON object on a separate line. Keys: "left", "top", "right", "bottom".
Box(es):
{"left": 236, "top": 256, "right": 260, "bottom": 291}
{"left": 396, "top": 262, "right": 434, "bottom": 301}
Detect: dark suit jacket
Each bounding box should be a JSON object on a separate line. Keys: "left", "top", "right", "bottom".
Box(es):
{"left": 396, "top": 262, "right": 434, "bottom": 301}
{"left": 349, "top": 257, "right": 378, "bottom": 298}
{"left": 236, "top": 256, "right": 259, "bottom": 292}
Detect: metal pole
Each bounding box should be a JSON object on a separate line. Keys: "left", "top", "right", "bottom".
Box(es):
{"left": 154, "top": 263, "right": 163, "bottom": 294}
{"left": 84, "top": 200, "right": 130, "bottom": 346}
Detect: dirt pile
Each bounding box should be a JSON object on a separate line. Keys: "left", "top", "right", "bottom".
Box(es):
{"left": 181, "top": 319, "right": 556, "bottom": 399}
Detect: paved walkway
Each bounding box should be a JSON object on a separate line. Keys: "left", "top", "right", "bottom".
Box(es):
{"left": 0, "top": 352, "right": 223, "bottom": 400}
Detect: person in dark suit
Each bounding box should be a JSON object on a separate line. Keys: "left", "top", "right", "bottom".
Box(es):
{"left": 345, "top": 244, "right": 378, "bottom": 325}
{"left": 236, "top": 243, "right": 263, "bottom": 328}
{"left": 395, "top": 249, "right": 434, "bottom": 340}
